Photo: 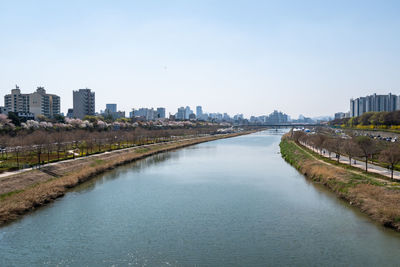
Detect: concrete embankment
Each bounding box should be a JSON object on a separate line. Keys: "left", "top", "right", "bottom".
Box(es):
{"left": 0, "top": 132, "right": 253, "bottom": 226}
{"left": 280, "top": 135, "right": 400, "bottom": 231}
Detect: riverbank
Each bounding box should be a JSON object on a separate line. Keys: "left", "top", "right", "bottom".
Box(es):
{"left": 280, "top": 135, "right": 400, "bottom": 231}
{"left": 0, "top": 131, "right": 254, "bottom": 226}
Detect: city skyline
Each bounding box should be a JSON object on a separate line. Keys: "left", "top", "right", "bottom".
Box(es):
{"left": 6, "top": 83, "right": 400, "bottom": 122}
{"left": 2, "top": 84, "right": 296, "bottom": 120}
{"left": 1, "top": 1, "right": 400, "bottom": 118}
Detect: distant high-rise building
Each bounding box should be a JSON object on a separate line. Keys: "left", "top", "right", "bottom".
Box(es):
{"left": 73, "top": 88, "right": 95, "bottom": 119}
{"left": 4, "top": 85, "right": 60, "bottom": 119}
{"left": 267, "top": 110, "right": 288, "bottom": 124}
{"left": 223, "top": 113, "right": 230, "bottom": 121}
{"left": 209, "top": 113, "right": 223, "bottom": 121}
{"left": 176, "top": 107, "right": 185, "bottom": 120}
{"left": 157, "top": 107, "right": 166, "bottom": 119}
{"left": 196, "top": 106, "right": 203, "bottom": 118}
{"left": 184, "top": 106, "right": 193, "bottom": 120}
{"left": 233, "top": 114, "right": 244, "bottom": 121}
{"left": 350, "top": 93, "right": 399, "bottom": 117}
{"left": 106, "top": 104, "right": 117, "bottom": 113}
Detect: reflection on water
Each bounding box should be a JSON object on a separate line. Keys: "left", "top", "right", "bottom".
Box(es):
{"left": 1, "top": 129, "right": 400, "bottom": 266}
{"left": 74, "top": 152, "right": 179, "bottom": 192}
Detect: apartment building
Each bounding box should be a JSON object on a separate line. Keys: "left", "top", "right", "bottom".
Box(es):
{"left": 30, "top": 87, "right": 60, "bottom": 119}
{"left": 73, "top": 89, "right": 95, "bottom": 119}
{"left": 350, "top": 93, "right": 399, "bottom": 117}
{"left": 4, "top": 85, "right": 60, "bottom": 119}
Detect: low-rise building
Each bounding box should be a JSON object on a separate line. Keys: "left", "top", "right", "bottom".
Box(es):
{"left": 133, "top": 108, "right": 157, "bottom": 121}
{"left": 103, "top": 104, "right": 125, "bottom": 120}
{"left": 334, "top": 112, "right": 346, "bottom": 120}
{"left": 0, "top": 106, "right": 8, "bottom": 114}
{"left": 66, "top": 108, "right": 74, "bottom": 118}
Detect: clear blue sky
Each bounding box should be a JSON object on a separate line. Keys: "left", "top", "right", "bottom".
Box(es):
{"left": 1, "top": 0, "right": 400, "bottom": 118}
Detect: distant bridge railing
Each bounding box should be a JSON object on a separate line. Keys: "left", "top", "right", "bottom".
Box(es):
{"left": 236, "top": 124, "right": 325, "bottom": 127}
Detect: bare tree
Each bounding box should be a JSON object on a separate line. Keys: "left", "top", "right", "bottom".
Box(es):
{"left": 30, "top": 131, "right": 48, "bottom": 167}
{"left": 105, "top": 131, "right": 115, "bottom": 151}
{"left": 44, "top": 132, "right": 53, "bottom": 163}
{"left": 74, "top": 130, "right": 88, "bottom": 156}
{"left": 342, "top": 139, "right": 361, "bottom": 166}
{"left": 310, "top": 134, "right": 326, "bottom": 153}
{"left": 86, "top": 136, "right": 95, "bottom": 155}
{"left": 355, "top": 136, "right": 378, "bottom": 172}
{"left": 0, "top": 135, "right": 10, "bottom": 160}
{"left": 379, "top": 143, "right": 400, "bottom": 180}
{"left": 322, "top": 139, "right": 333, "bottom": 159}
{"left": 325, "top": 137, "right": 342, "bottom": 162}
{"left": 93, "top": 132, "right": 104, "bottom": 152}
{"left": 10, "top": 134, "right": 25, "bottom": 168}
{"left": 52, "top": 131, "right": 65, "bottom": 161}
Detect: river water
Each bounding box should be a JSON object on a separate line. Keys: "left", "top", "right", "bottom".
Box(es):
{"left": 1, "top": 130, "right": 400, "bottom": 266}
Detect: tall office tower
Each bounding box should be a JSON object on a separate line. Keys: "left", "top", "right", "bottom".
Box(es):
{"left": 157, "top": 107, "right": 166, "bottom": 119}
{"left": 177, "top": 107, "right": 185, "bottom": 120}
{"left": 184, "top": 106, "right": 192, "bottom": 120}
{"left": 196, "top": 106, "right": 203, "bottom": 118}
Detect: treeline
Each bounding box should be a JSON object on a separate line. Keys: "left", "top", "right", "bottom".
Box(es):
{"left": 0, "top": 126, "right": 221, "bottom": 172}
{"left": 0, "top": 112, "right": 223, "bottom": 133}
{"left": 290, "top": 130, "right": 400, "bottom": 179}
{"left": 331, "top": 110, "right": 400, "bottom": 129}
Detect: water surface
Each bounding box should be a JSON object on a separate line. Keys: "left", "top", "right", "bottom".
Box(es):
{"left": 1, "top": 130, "right": 400, "bottom": 266}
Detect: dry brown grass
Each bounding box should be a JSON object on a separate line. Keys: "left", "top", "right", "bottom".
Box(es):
{"left": 349, "top": 184, "right": 400, "bottom": 228}
{"left": 0, "top": 131, "right": 251, "bottom": 225}
{"left": 281, "top": 138, "right": 400, "bottom": 231}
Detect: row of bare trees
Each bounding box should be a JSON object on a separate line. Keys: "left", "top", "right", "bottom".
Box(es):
{"left": 0, "top": 126, "right": 221, "bottom": 170}
{"left": 291, "top": 130, "right": 400, "bottom": 179}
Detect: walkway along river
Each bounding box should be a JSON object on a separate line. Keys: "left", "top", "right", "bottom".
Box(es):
{"left": 1, "top": 130, "right": 400, "bottom": 266}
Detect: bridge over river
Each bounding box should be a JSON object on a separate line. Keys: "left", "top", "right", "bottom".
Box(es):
{"left": 237, "top": 123, "right": 325, "bottom": 128}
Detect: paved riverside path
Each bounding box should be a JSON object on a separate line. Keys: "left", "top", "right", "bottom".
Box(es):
{"left": 0, "top": 134, "right": 215, "bottom": 179}
{"left": 300, "top": 142, "right": 400, "bottom": 180}
{"left": 0, "top": 133, "right": 247, "bottom": 196}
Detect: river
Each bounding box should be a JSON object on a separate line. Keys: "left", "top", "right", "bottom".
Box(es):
{"left": 1, "top": 130, "right": 400, "bottom": 266}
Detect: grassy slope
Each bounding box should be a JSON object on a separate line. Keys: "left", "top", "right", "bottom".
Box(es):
{"left": 280, "top": 136, "right": 400, "bottom": 230}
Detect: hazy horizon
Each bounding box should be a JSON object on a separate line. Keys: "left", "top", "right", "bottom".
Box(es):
{"left": 1, "top": 0, "right": 400, "bottom": 118}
